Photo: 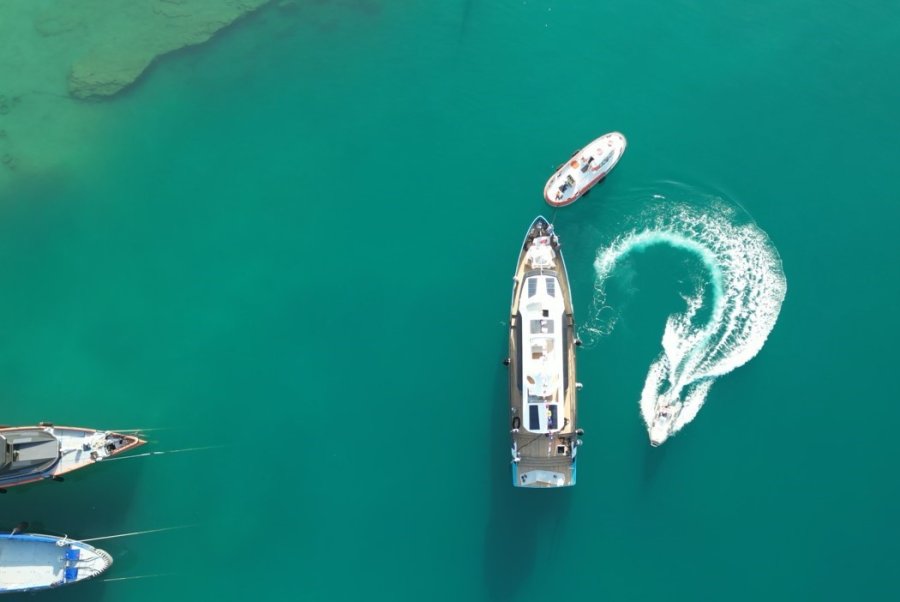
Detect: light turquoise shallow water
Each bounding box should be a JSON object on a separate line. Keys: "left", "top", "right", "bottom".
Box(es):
{"left": 1, "top": 1, "right": 899, "bottom": 600}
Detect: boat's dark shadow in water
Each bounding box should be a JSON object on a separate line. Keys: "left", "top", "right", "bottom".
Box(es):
{"left": 458, "top": 0, "right": 475, "bottom": 46}
{"left": 0, "top": 460, "right": 142, "bottom": 524}
{"left": 0, "top": 581, "right": 110, "bottom": 602}
{"left": 642, "top": 438, "right": 666, "bottom": 485}
{"left": 580, "top": 176, "right": 610, "bottom": 199}
{"left": 482, "top": 359, "right": 573, "bottom": 602}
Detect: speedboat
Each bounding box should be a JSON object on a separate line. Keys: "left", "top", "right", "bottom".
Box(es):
{"left": 506, "top": 216, "right": 582, "bottom": 488}
{"left": 0, "top": 424, "right": 145, "bottom": 492}
{"left": 0, "top": 531, "right": 112, "bottom": 592}
{"left": 544, "top": 132, "right": 627, "bottom": 207}
{"left": 648, "top": 403, "right": 679, "bottom": 447}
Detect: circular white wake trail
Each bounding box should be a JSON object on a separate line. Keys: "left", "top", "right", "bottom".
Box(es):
{"left": 588, "top": 198, "right": 787, "bottom": 445}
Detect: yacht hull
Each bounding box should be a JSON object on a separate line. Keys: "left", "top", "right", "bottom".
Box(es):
{"left": 0, "top": 425, "right": 145, "bottom": 490}
{"left": 507, "top": 216, "right": 580, "bottom": 488}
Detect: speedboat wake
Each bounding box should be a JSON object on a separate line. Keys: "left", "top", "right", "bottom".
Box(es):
{"left": 584, "top": 192, "right": 787, "bottom": 445}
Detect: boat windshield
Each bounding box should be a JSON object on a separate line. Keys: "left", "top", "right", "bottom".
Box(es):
{"left": 0, "top": 431, "right": 61, "bottom": 477}
{"left": 0, "top": 437, "right": 9, "bottom": 470}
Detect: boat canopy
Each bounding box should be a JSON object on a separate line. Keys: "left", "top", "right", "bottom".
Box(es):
{"left": 0, "top": 431, "right": 60, "bottom": 476}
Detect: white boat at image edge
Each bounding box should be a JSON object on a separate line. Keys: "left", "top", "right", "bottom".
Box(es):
{"left": 0, "top": 424, "right": 145, "bottom": 492}
{"left": 507, "top": 216, "right": 583, "bottom": 488}
{"left": 544, "top": 132, "right": 627, "bottom": 207}
{"left": 0, "top": 532, "right": 112, "bottom": 593}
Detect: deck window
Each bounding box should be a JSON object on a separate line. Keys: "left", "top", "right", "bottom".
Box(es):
{"left": 529, "top": 405, "right": 540, "bottom": 431}
{"left": 561, "top": 319, "right": 568, "bottom": 391}
{"left": 515, "top": 316, "right": 523, "bottom": 391}
{"left": 546, "top": 278, "right": 556, "bottom": 297}
{"left": 527, "top": 278, "right": 537, "bottom": 297}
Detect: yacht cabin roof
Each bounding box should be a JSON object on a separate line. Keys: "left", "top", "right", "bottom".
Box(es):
{"left": 519, "top": 239, "right": 566, "bottom": 434}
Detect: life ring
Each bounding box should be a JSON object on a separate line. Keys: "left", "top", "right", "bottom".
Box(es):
{"left": 569, "top": 159, "right": 578, "bottom": 168}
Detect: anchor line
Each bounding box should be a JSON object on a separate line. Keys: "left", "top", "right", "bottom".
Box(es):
{"left": 103, "top": 573, "right": 176, "bottom": 582}
{"left": 103, "top": 445, "right": 224, "bottom": 462}
{"left": 107, "top": 427, "right": 171, "bottom": 433}
{"left": 81, "top": 525, "right": 195, "bottom": 542}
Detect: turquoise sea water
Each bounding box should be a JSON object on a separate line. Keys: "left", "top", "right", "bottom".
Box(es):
{"left": 1, "top": 1, "right": 899, "bottom": 600}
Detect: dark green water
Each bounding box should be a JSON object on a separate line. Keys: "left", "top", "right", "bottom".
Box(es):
{"left": 1, "top": 1, "right": 899, "bottom": 600}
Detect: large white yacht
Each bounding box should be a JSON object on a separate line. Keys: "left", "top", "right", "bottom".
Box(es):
{"left": 507, "top": 216, "right": 582, "bottom": 488}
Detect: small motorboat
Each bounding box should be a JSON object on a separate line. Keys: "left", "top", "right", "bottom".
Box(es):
{"left": 543, "top": 132, "right": 627, "bottom": 207}
{"left": 0, "top": 531, "right": 112, "bottom": 592}
{"left": 0, "top": 424, "right": 145, "bottom": 492}
{"left": 648, "top": 403, "right": 679, "bottom": 447}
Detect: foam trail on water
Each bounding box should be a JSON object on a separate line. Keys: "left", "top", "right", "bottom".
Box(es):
{"left": 586, "top": 196, "right": 787, "bottom": 445}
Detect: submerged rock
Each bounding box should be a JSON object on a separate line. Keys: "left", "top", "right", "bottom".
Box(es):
{"left": 69, "top": 53, "right": 155, "bottom": 100}
{"left": 0, "top": 95, "right": 20, "bottom": 115}
{"left": 1, "top": 153, "right": 16, "bottom": 171}
{"left": 66, "top": 0, "right": 270, "bottom": 100}
{"left": 0, "top": 0, "right": 272, "bottom": 193}
{"left": 34, "top": 14, "right": 85, "bottom": 37}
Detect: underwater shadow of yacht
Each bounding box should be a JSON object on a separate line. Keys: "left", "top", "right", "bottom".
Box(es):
{"left": 458, "top": 0, "right": 475, "bottom": 46}
{"left": 482, "top": 360, "right": 573, "bottom": 602}
{"left": 0, "top": 446, "right": 144, "bottom": 545}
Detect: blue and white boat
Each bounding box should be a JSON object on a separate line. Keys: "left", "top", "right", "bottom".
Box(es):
{"left": 0, "top": 532, "right": 112, "bottom": 593}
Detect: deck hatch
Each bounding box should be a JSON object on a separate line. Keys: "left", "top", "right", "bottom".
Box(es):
{"left": 530, "top": 319, "right": 554, "bottom": 334}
